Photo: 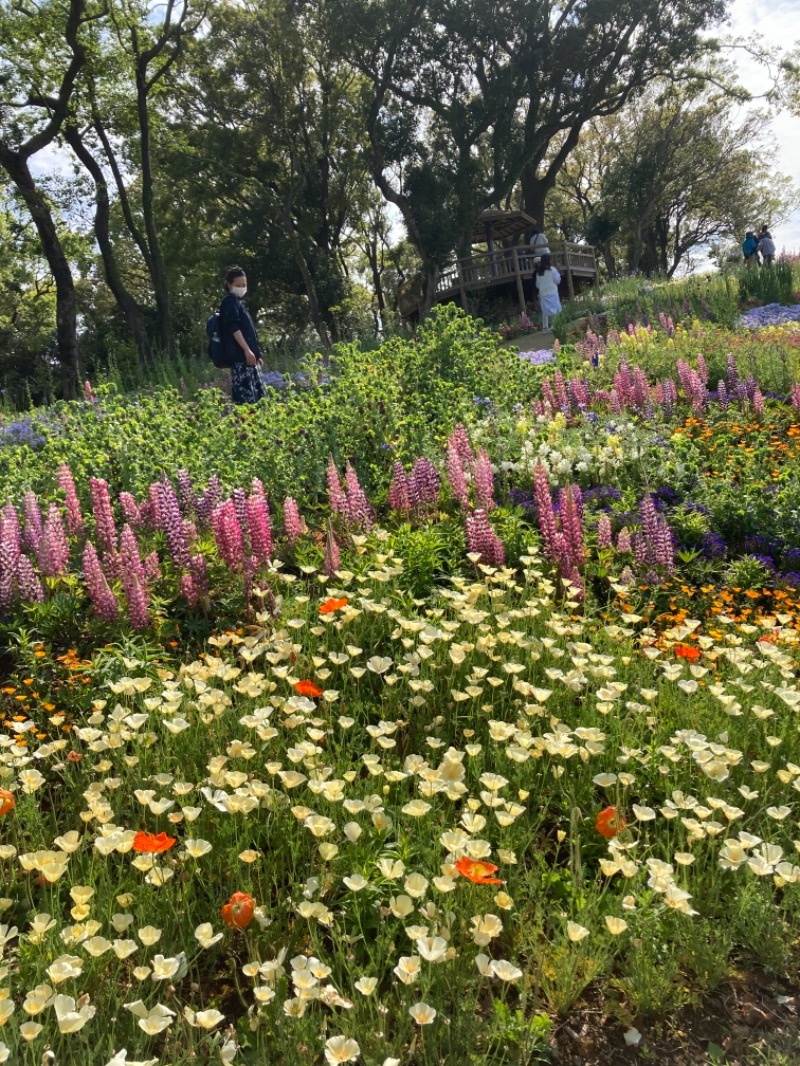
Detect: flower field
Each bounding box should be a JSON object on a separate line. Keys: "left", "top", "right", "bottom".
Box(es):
{"left": 3, "top": 306, "right": 800, "bottom": 1063}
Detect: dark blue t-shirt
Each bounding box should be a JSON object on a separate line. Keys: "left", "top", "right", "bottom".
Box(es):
{"left": 220, "top": 292, "right": 261, "bottom": 364}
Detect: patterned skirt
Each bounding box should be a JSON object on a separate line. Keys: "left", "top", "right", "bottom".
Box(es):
{"left": 231, "top": 363, "right": 266, "bottom": 405}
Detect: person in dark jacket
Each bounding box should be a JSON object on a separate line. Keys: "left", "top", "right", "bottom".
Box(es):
{"left": 219, "top": 266, "right": 266, "bottom": 405}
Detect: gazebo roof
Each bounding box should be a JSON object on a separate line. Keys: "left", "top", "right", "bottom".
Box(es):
{"left": 472, "top": 209, "right": 538, "bottom": 245}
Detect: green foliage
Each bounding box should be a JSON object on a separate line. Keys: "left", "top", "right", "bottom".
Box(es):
{"left": 737, "top": 260, "right": 796, "bottom": 308}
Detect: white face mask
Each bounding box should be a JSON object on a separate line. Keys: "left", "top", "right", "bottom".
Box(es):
{"left": 232, "top": 285, "right": 247, "bottom": 297}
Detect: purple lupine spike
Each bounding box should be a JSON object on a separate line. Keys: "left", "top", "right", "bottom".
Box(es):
{"left": 246, "top": 493, "right": 272, "bottom": 565}
{"left": 38, "top": 504, "right": 70, "bottom": 577}
{"left": 696, "top": 354, "right": 709, "bottom": 385}
{"left": 324, "top": 526, "right": 340, "bottom": 577}
{"left": 752, "top": 388, "right": 765, "bottom": 417}
{"left": 90, "top": 478, "right": 117, "bottom": 555}
{"left": 540, "top": 379, "right": 557, "bottom": 415}
{"left": 196, "top": 475, "right": 223, "bottom": 523}
{"left": 181, "top": 573, "right": 199, "bottom": 608}
{"left": 344, "top": 463, "right": 373, "bottom": 530}
{"left": 474, "top": 449, "right": 495, "bottom": 512}
{"left": 82, "top": 542, "right": 119, "bottom": 622}
{"left": 791, "top": 383, "right": 800, "bottom": 410}
{"left": 717, "top": 381, "right": 729, "bottom": 411}
{"left": 189, "top": 554, "right": 208, "bottom": 599}
{"left": 119, "top": 493, "right": 142, "bottom": 528}
{"left": 232, "top": 487, "right": 249, "bottom": 535}
{"left": 22, "top": 492, "right": 43, "bottom": 554}
{"left": 597, "top": 513, "right": 613, "bottom": 550}
{"left": 662, "top": 379, "right": 677, "bottom": 417}
{"left": 183, "top": 519, "right": 197, "bottom": 547}
{"left": 410, "top": 458, "right": 440, "bottom": 508}
{"left": 568, "top": 378, "right": 591, "bottom": 410}
{"left": 327, "top": 458, "right": 347, "bottom": 514}
{"left": 16, "top": 554, "right": 44, "bottom": 603}
{"left": 56, "top": 464, "right": 85, "bottom": 537}
{"left": 157, "top": 481, "right": 189, "bottom": 570}
{"left": 447, "top": 441, "right": 470, "bottom": 510}
{"left": 616, "top": 528, "right": 632, "bottom": 553}
{"left": 143, "top": 551, "right": 161, "bottom": 587}
{"left": 123, "top": 574, "right": 150, "bottom": 630}
{"left": 283, "top": 497, "right": 305, "bottom": 547}
{"left": 609, "top": 389, "right": 622, "bottom": 414}
{"left": 388, "top": 462, "right": 411, "bottom": 514}
{"left": 726, "top": 354, "right": 739, "bottom": 389}
{"left": 176, "top": 470, "right": 198, "bottom": 515}
{"left": 465, "top": 508, "right": 505, "bottom": 567}
{"left": 211, "top": 500, "right": 244, "bottom": 571}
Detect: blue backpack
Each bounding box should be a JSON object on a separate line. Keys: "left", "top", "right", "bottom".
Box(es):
{"left": 206, "top": 311, "right": 230, "bottom": 368}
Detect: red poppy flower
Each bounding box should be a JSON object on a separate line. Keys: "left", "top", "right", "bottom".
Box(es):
{"left": 0, "top": 789, "right": 15, "bottom": 816}
{"left": 132, "top": 831, "right": 177, "bottom": 854}
{"left": 674, "top": 643, "right": 701, "bottom": 662}
{"left": 455, "top": 856, "right": 504, "bottom": 885}
{"left": 221, "top": 891, "right": 255, "bottom": 929}
{"left": 596, "top": 806, "right": 626, "bottom": 840}
{"left": 319, "top": 597, "right": 348, "bottom": 615}
{"left": 294, "top": 680, "right": 323, "bottom": 698}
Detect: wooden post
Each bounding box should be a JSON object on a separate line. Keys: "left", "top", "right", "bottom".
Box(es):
{"left": 457, "top": 259, "right": 468, "bottom": 310}
{"left": 566, "top": 246, "right": 576, "bottom": 301}
{"left": 513, "top": 247, "right": 526, "bottom": 315}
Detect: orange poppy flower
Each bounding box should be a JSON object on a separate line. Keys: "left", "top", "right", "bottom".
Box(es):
{"left": 319, "top": 597, "right": 348, "bottom": 614}
{"left": 674, "top": 643, "right": 701, "bottom": 662}
{"left": 294, "top": 680, "right": 323, "bottom": 698}
{"left": 596, "top": 806, "right": 626, "bottom": 839}
{"left": 0, "top": 789, "right": 15, "bottom": 816}
{"left": 132, "top": 831, "right": 177, "bottom": 854}
{"left": 454, "top": 856, "right": 504, "bottom": 885}
{"left": 221, "top": 891, "right": 255, "bottom": 929}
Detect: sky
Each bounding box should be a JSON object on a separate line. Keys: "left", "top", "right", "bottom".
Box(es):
{"left": 728, "top": 0, "right": 800, "bottom": 252}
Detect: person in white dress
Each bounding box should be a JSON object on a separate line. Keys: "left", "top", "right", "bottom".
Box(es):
{"left": 535, "top": 254, "right": 561, "bottom": 332}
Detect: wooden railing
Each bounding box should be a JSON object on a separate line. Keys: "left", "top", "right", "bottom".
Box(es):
{"left": 436, "top": 241, "right": 597, "bottom": 301}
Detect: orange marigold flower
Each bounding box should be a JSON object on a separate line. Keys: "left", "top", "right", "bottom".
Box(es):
{"left": 674, "top": 643, "right": 701, "bottom": 662}
{"left": 221, "top": 890, "right": 255, "bottom": 929}
{"left": 454, "top": 856, "right": 503, "bottom": 885}
{"left": 0, "top": 789, "right": 15, "bottom": 816}
{"left": 132, "top": 831, "right": 177, "bottom": 854}
{"left": 319, "top": 597, "right": 348, "bottom": 615}
{"left": 294, "top": 680, "right": 323, "bottom": 698}
{"left": 596, "top": 806, "right": 626, "bottom": 840}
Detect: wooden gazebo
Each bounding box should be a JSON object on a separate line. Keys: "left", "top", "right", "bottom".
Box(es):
{"left": 435, "top": 209, "right": 598, "bottom": 314}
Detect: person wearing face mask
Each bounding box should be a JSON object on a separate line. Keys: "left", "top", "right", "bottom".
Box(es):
{"left": 219, "top": 266, "right": 266, "bottom": 404}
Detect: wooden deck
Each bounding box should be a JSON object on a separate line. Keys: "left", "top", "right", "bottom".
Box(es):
{"left": 436, "top": 242, "right": 598, "bottom": 309}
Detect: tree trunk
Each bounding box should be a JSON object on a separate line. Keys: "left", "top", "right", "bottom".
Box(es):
{"left": 63, "top": 126, "right": 153, "bottom": 366}
{"left": 281, "top": 201, "right": 332, "bottom": 352}
{"left": 0, "top": 149, "right": 82, "bottom": 392}
{"left": 419, "top": 260, "right": 440, "bottom": 321}
{"left": 136, "top": 63, "right": 173, "bottom": 354}
{"left": 520, "top": 167, "right": 552, "bottom": 233}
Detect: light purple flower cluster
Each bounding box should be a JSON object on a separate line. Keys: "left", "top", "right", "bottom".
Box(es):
{"left": 388, "top": 459, "right": 441, "bottom": 517}
{"left": 327, "top": 459, "right": 373, "bottom": 529}
{"left": 518, "top": 349, "right": 557, "bottom": 366}
{"left": 739, "top": 304, "right": 800, "bottom": 329}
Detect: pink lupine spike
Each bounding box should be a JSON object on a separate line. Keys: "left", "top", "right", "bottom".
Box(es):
{"left": 38, "top": 504, "right": 70, "bottom": 577}
{"left": 474, "top": 449, "right": 495, "bottom": 512}
{"left": 388, "top": 462, "right": 411, "bottom": 514}
{"left": 57, "top": 463, "right": 85, "bottom": 536}
{"left": 327, "top": 458, "right": 347, "bottom": 514}
{"left": 283, "top": 497, "right": 305, "bottom": 547}
{"left": 22, "top": 491, "right": 43, "bottom": 554}
{"left": 246, "top": 492, "right": 272, "bottom": 565}
{"left": 90, "top": 478, "right": 117, "bottom": 555}
{"left": 324, "top": 525, "right": 340, "bottom": 577}
{"left": 82, "top": 541, "right": 119, "bottom": 622}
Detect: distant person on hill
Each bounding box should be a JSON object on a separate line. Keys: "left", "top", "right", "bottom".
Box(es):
{"left": 219, "top": 266, "right": 266, "bottom": 405}
{"left": 742, "top": 230, "right": 759, "bottom": 267}
{"left": 758, "top": 226, "right": 776, "bottom": 266}
{"left": 535, "top": 254, "right": 562, "bottom": 332}
{"left": 529, "top": 228, "right": 550, "bottom": 264}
